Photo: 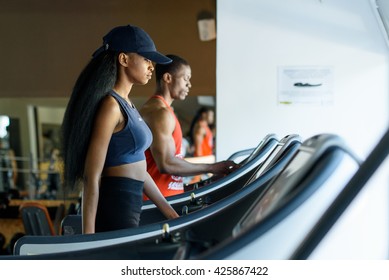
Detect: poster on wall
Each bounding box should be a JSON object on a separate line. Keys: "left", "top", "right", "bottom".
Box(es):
{"left": 277, "top": 66, "right": 334, "bottom": 106}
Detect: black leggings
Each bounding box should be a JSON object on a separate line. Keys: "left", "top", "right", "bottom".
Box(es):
{"left": 95, "top": 176, "right": 144, "bottom": 233}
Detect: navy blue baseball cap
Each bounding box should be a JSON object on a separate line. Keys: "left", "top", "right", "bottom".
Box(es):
{"left": 92, "top": 24, "right": 172, "bottom": 64}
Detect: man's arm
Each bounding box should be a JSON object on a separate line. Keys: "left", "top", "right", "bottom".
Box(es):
{"left": 146, "top": 107, "right": 237, "bottom": 177}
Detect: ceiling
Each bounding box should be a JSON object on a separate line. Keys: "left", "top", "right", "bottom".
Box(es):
{"left": 0, "top": 0, "right": 217, "bottom": 98}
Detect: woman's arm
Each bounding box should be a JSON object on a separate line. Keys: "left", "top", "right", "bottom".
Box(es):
{"left": 143, "top": 172, "right": 179, "bottom": 219}
{"left": 82, "top": 96, "right": 122, "bottom": 234}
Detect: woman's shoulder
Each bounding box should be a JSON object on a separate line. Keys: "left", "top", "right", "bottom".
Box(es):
{"left": 98, "top": 94, "right": 122, "bottom": 114}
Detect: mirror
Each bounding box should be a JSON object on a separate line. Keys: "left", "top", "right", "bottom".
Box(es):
{"left": 0, "top": 95, "right": 216, "bottom": 199}
{"left": 0, "top": 115, "right": 21, "bottom": 193}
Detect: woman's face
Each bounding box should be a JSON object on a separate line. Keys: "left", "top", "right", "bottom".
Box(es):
{"left": 206, "top": 110, "right": 214, "bottom": 125}
{"left": 124, "top": 53, "right": 155, "bottom": 85}
{"left": 169, "top": 64, "right": 192, "bottom": 101}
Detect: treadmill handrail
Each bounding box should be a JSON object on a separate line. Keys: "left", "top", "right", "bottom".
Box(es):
{"left": 290, "top": 127, "right": 389, "bottom": 259}
{"left": 141, "top": 134, "right": 279, "bottom": 209}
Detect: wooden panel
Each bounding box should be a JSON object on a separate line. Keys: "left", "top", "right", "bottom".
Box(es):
{"left": 0, "top": 0, "right": 216, "bottom": 98}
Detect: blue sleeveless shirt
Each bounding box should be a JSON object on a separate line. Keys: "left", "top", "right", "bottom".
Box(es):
{"left": 104, "top": 91, "right": 153, "bottom": 167}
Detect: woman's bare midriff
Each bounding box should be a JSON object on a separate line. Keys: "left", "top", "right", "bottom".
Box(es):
{"left": 102, "top": 160, "right": 147, "bottom": 182}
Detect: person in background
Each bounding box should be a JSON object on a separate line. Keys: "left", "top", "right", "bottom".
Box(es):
{"left": 187, "top": 107, "right": 216, "bottom": 183}
{"left": 61, "top": 24, "right": 179, "bottom": 234}
{"left": 45, "top": 148, "right": 61, "bottom": 199}
{"left": 140, "top": 54, "right": 239, "bottom": 199}
{"left": 0, "top": 139, "right": 17, "bottom": 192}
{"left": 189, "top": 107, "right": 215, "bottom": 157}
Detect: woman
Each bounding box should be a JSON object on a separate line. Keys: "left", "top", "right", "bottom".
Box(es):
{"left": 61, "top": 24, "right": 179, "bottom": 234}
{"left": 189, "top": 107, "right": 215, "bottom": 157}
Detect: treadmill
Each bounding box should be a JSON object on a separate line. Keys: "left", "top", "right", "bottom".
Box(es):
{"left": 9, "top": 134, "right": 301, "bottom": 257}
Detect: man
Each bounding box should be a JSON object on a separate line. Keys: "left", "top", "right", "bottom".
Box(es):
{"left": 140, "top": 54, "right": 238, "bottom": 198}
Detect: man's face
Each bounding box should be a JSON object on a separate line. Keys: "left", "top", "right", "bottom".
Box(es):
{"left": 170, "top": 65, "right": 192, "bottom": 101}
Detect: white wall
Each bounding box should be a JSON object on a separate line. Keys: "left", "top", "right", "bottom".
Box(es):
{"left": 216, "top": 0, "right": 389, "bottom": 160}
{"left": 216, "top": 0, "right": 389, "bottom": 259}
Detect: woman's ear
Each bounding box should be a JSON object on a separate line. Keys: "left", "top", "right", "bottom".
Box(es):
{"left": 118, "top": 53, "right": 129, "bottom": 67}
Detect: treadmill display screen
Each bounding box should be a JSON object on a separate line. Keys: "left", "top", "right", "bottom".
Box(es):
{"left": 236, "top": 150, "right": 312, "bottom": 233}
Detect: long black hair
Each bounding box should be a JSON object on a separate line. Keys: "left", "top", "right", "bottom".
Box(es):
{"left": 61, "top": 51, "right": 118, "bottom": 190}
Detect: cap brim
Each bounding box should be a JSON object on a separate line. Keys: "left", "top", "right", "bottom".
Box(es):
{"left": 139, "top": 51, "right": 172, "bottom": 64}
